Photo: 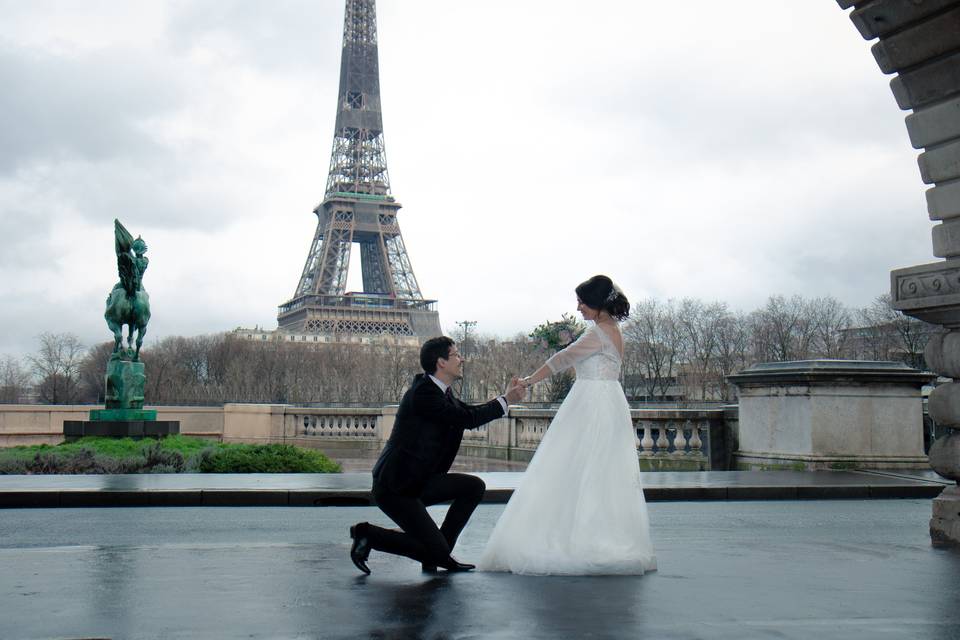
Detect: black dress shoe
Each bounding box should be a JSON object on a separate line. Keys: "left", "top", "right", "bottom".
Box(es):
{"left": 421, "top": 563, "right": 438, "bottom": 573}
{"left": 349, "top": 524, "right": 371, "bottom": 575}
{"left": 439, "top": 557, "right": 475, "bottom": 572}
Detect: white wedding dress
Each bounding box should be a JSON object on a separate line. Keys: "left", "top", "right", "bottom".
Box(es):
{"left": 478, "top": 323, "right": 657, "bottom": 575}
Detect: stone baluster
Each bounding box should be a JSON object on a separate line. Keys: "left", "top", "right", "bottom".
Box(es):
{"left": 672, "top": 422, "right": 688, "bottom": 454}
{"left": 655, "top": 423, "right": 670, "bottom": 455}
{"left": 688, "top": 420, "right": 703, "bottom": 455}
{"left": 640, "top": 422, "right": 655, "bottom": 456}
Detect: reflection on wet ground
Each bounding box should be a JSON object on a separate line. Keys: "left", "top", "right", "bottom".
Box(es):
{"left": 334, "top": 453, "right": 529, "bottom": 474}
{"left": 1, "top": 500, "right": 958, "bottom": 639}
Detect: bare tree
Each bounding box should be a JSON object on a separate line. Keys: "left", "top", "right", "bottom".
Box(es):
{"left": 374, "top": 342, "right": 419, "bottom": 403}
{"left": 28, "top": 332, "right": 85, "bottom": 404}
{"left": 78, "top": 341, "right": 114, "bottom": 403}
{"left": 463, "top": 334, "right": 544, "bottom": 403}
{"left": 750, "top": 295, "right": 817, "bottom": 362}
{"left": 0, "top": 355, "right": 32, "bottom": 403}
{"left": 676, "top": 299, "right": 730, "bottom": 400}
{"left": 623, "top": 299, "right": 685, "bottom": 400}
{"left": 854, "top": 294, "right": 936, "bottom": 368}
{"left": 713, "top": 311, "right": 752, "bottom": 401}
{"left": 809, "top": 296, "right": 852, "bottom": 359}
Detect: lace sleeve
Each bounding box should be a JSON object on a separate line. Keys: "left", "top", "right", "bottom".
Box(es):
{"left": 544, "top": 326, "right": 603, "bottom": 375}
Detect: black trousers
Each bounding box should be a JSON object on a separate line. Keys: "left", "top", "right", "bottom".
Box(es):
{"left": 366, "top": 473, "right": 486, "bottom": 565}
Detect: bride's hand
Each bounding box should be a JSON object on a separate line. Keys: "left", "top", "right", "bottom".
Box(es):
{"left": 504, "top": 376, "right": 526, "bottom": 403}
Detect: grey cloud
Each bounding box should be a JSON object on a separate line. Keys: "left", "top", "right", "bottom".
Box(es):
{"left": 0, "top": 45, "right": 184, "bottom": 175}
{"left": 544, "top": 62, "right": 909, "bottom": 171}
{"left": 0, "top": 202, "right": 52, "bottom": 268}
{"left": 0, "top": 39, "right": 264, "bottom": 234}
{"left": 164, "top": 0, "right": 342, "bottom": 74}
{"left": 0, "top": 292, "right": 104, "bottom": 359}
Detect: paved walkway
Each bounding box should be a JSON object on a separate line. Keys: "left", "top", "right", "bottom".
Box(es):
{"left": 1, "top": 500, "right": 958, "bottom": 639}
{"left": 0, "top": 469, "right": 951, "bottom": 507}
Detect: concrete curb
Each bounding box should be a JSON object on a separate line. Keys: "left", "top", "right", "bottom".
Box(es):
{"left": 0, "top": 482, "right": 947, "bottom": 508}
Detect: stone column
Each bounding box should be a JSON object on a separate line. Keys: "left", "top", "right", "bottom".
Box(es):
{"left": 838, "top": 0, "right": 960, "bottom": 546}
{"left": 921, "top": 334, "right": 960, "bottom": 546}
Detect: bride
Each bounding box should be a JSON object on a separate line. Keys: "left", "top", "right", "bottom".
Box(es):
{"left": 477, "top": 275, "right": 657, "bottom": 575}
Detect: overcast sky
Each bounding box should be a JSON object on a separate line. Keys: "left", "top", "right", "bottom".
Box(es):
{"left": 0, "top": 0, "right": 935, "bottom": 357}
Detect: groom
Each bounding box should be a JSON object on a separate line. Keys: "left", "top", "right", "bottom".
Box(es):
{"left": 349, "top": 336, "right": 525, "bottom": 574}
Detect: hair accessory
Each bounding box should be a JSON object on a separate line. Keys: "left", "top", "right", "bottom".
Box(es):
{"left": 605, "top": 284, "right": 621, "bottom": 304}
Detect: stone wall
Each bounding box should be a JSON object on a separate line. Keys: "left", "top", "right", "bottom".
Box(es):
{"left": 0, "top": 405, "right": 223, "bottom": 446}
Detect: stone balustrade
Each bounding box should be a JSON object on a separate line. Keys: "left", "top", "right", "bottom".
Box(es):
{"left": 0, "top": 402, "right": 729, "bottom": 471}
{"left": 251, "top": 406, "right": 395, "bottom": 456}
{"left": 460, "top": 407, "right": 729, "bottom": 471}
{"left": 289, "top": 409, "right": 383, "bottom": 440}
{"left": 635, "top": 418, "right": 710, "bottom": 471}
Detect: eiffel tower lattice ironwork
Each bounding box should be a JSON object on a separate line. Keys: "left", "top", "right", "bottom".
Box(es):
{"left": 278, "top": 0, "right": 441, "bottom": 341}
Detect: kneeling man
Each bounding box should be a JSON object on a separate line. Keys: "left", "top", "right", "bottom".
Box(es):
{"left": 349, "top": 336, "right": 525, "bottom": 573}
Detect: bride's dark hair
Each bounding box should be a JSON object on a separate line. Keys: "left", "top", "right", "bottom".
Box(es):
{"left": 575, "top": 275, "right": 629, "bottom": 321}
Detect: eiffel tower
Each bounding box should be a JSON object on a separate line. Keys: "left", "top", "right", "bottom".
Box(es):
{"left": 278, "top": 0, "right": 441, "bottom": 342}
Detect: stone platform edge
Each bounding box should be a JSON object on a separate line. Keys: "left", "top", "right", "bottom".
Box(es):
{"left": 0, "top": 483, "right": 948, "bottom": 508}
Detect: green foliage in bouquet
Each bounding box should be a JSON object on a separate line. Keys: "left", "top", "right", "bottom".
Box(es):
{"left": 529, "top": 314, "right": 585, "bottom": 402}
{"left": 530, "top": 313, "right": 585, "bottom": 352}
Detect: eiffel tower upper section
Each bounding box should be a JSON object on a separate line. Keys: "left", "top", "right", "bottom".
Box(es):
{"left": 278, "top": 0, "right": 441, "bottom": 342}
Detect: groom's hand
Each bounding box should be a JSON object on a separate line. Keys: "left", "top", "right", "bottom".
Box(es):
{"left": 504, "top": 376, "right": 526, "bottom": 404}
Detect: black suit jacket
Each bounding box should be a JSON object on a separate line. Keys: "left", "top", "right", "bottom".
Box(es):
{"left": 372, "top": 373, "right": 505, "bottom": 497}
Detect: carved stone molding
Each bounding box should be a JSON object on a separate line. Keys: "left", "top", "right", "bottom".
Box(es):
{"left": 891, "top": 259, "right": 960, "bottom": 327}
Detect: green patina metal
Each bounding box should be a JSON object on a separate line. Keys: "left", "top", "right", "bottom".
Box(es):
{"left": 93, "top": 220, "right": 156, "bottom": 423}
{"left": 328, "top": 191, "right": 391, "bottom": 201}
{"left": 104, "top": 219, "right": 151, "bottom": 361}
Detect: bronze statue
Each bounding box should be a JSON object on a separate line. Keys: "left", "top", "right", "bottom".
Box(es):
{"left": 104, "top": 219, "right": 151, "bottom": 360}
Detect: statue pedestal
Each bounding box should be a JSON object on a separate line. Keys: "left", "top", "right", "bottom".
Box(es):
{"left": 62, "top": 355, "right": 178, "bottom": 441}
{"left": 728, "top": 361, "right": 935, "bottom": 470}
{"left": 64, "top": 419, "right": 179, "bottom": 440}
{"left": 89, "top": 408, "right": 157, "bottom": 421}
{"left": 104, "top": 357, "right": 146, "bottom": 411}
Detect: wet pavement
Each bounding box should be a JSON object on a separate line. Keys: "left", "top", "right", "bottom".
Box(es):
{"left": 1, "top": 500, "right": 958, "bottom": 639}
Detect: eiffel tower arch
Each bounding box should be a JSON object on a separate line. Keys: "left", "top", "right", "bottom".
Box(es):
{"left": 278, "top": 0, "right": 441, "bottom": 342}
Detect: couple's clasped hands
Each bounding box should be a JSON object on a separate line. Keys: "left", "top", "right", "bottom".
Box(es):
{"left": 504, "top": 375, "right": 533, "bottom": 404}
